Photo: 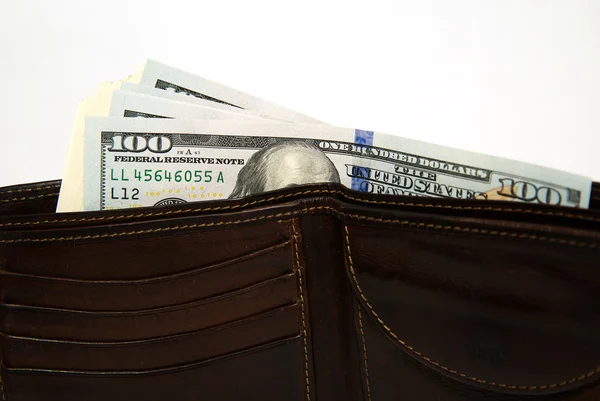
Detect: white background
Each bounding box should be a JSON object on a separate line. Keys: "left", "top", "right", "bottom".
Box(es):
{"left": 0, "top": 0, "right": 599, "bottom": 187}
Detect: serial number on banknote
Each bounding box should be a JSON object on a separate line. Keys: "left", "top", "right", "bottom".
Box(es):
{"left": 108, "top": 168, "right": 226, "bottom": 183}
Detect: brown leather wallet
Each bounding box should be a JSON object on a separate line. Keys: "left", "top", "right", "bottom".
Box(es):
{"left": 1, "top": 180, "right": 600, "bottom": 401}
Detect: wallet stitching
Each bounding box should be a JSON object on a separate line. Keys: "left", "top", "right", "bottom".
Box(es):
{"left": 344, "top": 225, "right": 600, "bottom": 391}
{"left": 0, "top": 206, "right": 597, "bottom": 249}
{"left": 0, "top": 193, "right": 58, "bottom": 204}
{"left": 358, "top": 306, "right": 373, "bottom": 401}
{"left": 2, "top": 188, "right": 600, "bottom": 226}
{"left": 292, "top": 220, "right": 311, "bottom": 401}
{"left": 1, "top": 184, "right": 60, "bottom": 194}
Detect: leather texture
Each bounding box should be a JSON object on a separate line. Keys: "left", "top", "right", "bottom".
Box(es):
{"left": 1, "top": 179, "right": 600, "bottom": 401}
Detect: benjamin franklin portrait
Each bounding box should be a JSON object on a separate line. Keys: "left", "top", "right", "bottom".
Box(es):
{"left": 229, "top": 141, "right": 341, "bottom": 198}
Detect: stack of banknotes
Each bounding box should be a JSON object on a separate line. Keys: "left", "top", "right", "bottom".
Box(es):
{"left": 57, "top": 60, "right": 592, "bottom": 212}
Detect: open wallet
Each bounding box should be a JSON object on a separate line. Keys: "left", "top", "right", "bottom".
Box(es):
{"left": 0, "top": 179, "right": 599, "bottom": 401}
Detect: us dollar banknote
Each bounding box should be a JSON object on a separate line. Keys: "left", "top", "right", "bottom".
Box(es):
{"left": 57, "top": 82, "right": 274, "bottom": 212}
{"left": 108, "top": 91, "right": 267, "bottom": 121}
{"left": 134, "top": 59, "right": 323, "bottom": 123}
{"left": 119, "top": 82, "right": 275, "bottom": 119}
{"left": 57, "top": 118, "right": 591, "bottom": 211}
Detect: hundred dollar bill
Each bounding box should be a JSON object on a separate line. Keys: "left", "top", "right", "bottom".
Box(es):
{"left": 58, "top": 118, "right": 591, "bottom": 211}
{"left": 133, "top": 59, "right": 323, "bottom": 123}
{"left": 57, "top": 83, "right": 266, "bottom": 212}
{"left": 119, "top": 82, "right": 274, "bottom": 119}
{"left": 58, "top": 80, "right": 125, "bottom": 213}
{"left": 108, "top": 91, "right": 267, "bottom": 121}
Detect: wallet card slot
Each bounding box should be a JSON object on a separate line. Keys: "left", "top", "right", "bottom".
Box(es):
{"left": 1, "top": 273, "right": 297, "bottom": 341}
{"left": 2, "top": 240, "right": 290, "bottom": 283}
{"left": 2, "top": 303, "right": 299, "bottom": 371}
{"left": 0, "top": 219, "right": 290, "bottom": 280}
{"left": 2, "top": 337, "right": 304, "bottom": 401}
{"left": 2, "top": 335, "right": 300, "bottom": 375}
{"left": 0, "top": 241, "right": 292, "bottom": 310}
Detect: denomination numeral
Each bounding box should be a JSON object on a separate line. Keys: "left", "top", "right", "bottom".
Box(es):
{"left": 497, "top": 178, "right": 562, "bottom": 205}
{"left": 109, "top": 135, "right": 172, "bottom": 153}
